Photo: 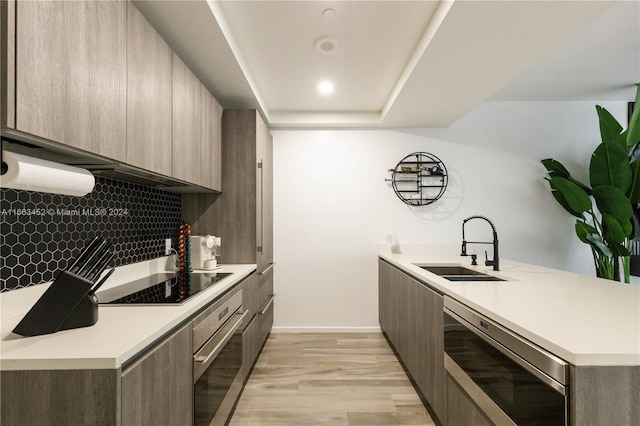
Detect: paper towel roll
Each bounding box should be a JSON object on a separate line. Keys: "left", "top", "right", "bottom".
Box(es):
{"left": 0, "top": 151, "right": 95, "bottom": 196}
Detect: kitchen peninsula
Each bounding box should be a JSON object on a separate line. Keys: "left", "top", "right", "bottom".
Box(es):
{"left": 379, "top": 244, "right": 639, "bottom": 425}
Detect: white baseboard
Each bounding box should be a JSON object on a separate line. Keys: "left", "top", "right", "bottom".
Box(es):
{"left": 271, "top": 326, "right": 382, "bottom": 333}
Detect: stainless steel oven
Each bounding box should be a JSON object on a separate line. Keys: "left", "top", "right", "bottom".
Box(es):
{"left": 444, "top": 297, "right": 569, "bottom": 425}
{"left": 193, "top": 291, "right": 248, "bottom": 426}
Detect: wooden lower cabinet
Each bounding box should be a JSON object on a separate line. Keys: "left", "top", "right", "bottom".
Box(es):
{"left": 241, "top": 269, "right": 275, "bottom": 380}
{"left": 570, "top": 365, "right": 640, "bottom": 426}
{"left": 0, "top": 368, "right": 120, "bottom": 425}
{"left": 0, "top": 324, "right": 192, "bottom": 426}
{"left": 378, "top": 259, "right": 446, "bottom": 424}
{"left": 446, "top": 374, "right": 492, "bottom": 426}
{"left": 121, "top": 324, "right": 193, "bottom": 426}
{"left": 242, "top": 315, "right": 261, "bottom": 380}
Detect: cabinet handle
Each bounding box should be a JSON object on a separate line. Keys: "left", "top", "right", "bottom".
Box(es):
{"left": 259, "top": 263, "right": 275, "bottom": 275}
{"left": 259, "top": 295, "right": 275, "bottom": 316}
{"left": 257, "top": 160, "right": 264, "bottom": 254}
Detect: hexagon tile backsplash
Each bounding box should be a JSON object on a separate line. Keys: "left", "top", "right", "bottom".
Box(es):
{"left": 0, "top": 177, "right": 182, "bottom": 292}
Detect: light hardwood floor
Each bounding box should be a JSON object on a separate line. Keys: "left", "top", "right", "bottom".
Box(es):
{"left": 229, "top": 333, "right": 436, "bottom": 426}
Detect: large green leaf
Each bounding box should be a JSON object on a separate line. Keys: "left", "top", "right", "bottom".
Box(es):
{"left": 541, "top": 158, "right": 570, "bottom": 178}
{"left": 629, "top": 160, "right": 640, "bottom": 204}
{"left": 608, "top": 242, "right": 630, "bottom": 257}
{"left": 589, "top": 141, "right": 632, "bottom": 192}
{"left": 575, "top": 220, "right": 598, "bottom": 244}
{"left": 596, "top": 105, "right": 623, "bottom": 144}
{"left": 586, "top": 233, "right": 613, "bottom": 257}
{"left": 548, "top": 177, "right": 592, "bottom": 217}
{"left": 592, "top": 185, "right": 633, "bottom": 223}
{"left": 541, "top": 158, "right": 592, "bottom": 194}
{"left": 602, "top": 213, "right": 626, "bottom": 244}
{"left": 627, "top": 84, "right": 640, "bottom": 147}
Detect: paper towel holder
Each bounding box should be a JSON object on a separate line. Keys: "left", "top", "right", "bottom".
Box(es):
{"left": 0, "top": 147, "right": 95, "bottom": 196}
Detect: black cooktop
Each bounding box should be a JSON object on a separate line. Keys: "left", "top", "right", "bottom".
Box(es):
{"left": 97, "top": 271, "right": 232, "bottom": 305}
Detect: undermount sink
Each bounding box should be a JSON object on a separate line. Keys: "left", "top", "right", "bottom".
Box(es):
{"left": 415, "top": 265, "right": 506, "bottom": 282}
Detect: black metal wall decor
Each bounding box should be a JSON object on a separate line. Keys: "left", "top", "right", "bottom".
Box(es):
{"left": 391, "top": 152, "right": 448, "bottom": 206}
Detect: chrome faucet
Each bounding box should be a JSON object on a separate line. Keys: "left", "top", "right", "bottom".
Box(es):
{"left": 461, "top": 215, "right": 499, "bottom": 271}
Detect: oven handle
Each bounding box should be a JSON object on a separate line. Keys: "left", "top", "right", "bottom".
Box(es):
{"left": 195, "top": 310, "right": 248, "bottom": 366}
{"left": 445, "top": 353, "right": 518, "bottom": 426}
{"left": 445, "top": 307, "right": 567, "bottom": 395}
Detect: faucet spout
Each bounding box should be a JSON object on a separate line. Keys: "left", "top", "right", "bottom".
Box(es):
{"left": 461, "top": 215, "right": 499, "bottom": 271}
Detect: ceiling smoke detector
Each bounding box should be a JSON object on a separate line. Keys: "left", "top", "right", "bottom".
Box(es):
{"left": 314, "top": 36, "right": 340, "bottom": 55}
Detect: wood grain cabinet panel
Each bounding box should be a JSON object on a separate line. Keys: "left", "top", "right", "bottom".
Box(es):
{"left": 242, "top": 315, "right": 261, "bottom": 380}
{"left": 200, "top": 86, "right": 223, "bottom": 191}
{"left": 570, "top": 365, "right": 640, "bottom": 426}
{"left": 1, "top": 368, "right": 120, "bottom": 425}
{"left": 121, "top": 324, "right": 193, "bottom": 426}
{"left": 15, "top": 0, "right": 127, "bottom": 160}
{"left": 126, "top": 1, "right": 173, "bottom": 176}
{"left": 378, "top": 259, "right": 446, "bottom": 424}
{"left": 215, "top": 110, "right": 273, "bottom": 272}
{"left": 172, "top": 53, "right": 202, "bottom": 185}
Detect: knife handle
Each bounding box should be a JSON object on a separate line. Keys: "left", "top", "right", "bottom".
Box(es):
{"left": 68, "top": 236, "right": 104, "bottom": 274}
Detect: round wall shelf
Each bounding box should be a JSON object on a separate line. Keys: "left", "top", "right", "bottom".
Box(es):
{"left": 391, "top": 152, "right": 448, "bottom": 206}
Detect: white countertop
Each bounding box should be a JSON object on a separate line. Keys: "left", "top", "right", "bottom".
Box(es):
{"left": 379, "top": 244, "right": 640, "bottom": 367}
{"left": 0, "top": 257, "right": 256, "bottom": 371}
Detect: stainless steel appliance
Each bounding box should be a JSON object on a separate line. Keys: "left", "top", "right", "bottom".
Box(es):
{"left": 193, "top": 290, "right": 247, "bottom": 426}
{"left": 97, "top": 272, "right": 231, "bottom": 305}
{"left": 444, "top": 297, "right": 569, "bottom": 425}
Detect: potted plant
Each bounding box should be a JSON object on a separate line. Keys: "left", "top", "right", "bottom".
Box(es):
{"left": 541, "top": 84, "right": 640, "bottom": 282}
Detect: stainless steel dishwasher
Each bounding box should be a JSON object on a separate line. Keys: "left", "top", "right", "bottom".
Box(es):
{"left": 443, "top": 297, "right": 569, "bottom": 425}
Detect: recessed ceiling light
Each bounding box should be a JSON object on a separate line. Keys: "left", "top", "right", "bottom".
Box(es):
{"left": 314, "top": 36, "right": 340, "bottom": 55}
{"left": 318, "top": 81, "right": 334, "bottom": 95}
{"left": 322, "top": 8, "right": 336, "bottom": 19}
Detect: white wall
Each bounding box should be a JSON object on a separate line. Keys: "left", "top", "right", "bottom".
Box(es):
{"left": 272, "top": 101, "right": 631, "bottom": 331}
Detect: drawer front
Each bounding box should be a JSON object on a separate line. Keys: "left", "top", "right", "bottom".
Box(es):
{"left": 258, "top": 294, "right": 274, "bottom": 347}
{"left": 192, "top": 289, "right": 242, "bottom": 352}
{"left": 242, "top": 315, "right": 261, "bottom": 380}
{"left": 243, "top": 273, "right": 260, "bottom": 317}
{"left": 257, "top": 266, "right": 273, "bottom": 308}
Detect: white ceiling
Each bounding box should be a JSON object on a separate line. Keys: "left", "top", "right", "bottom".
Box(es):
{"left": 133, "top": 0, "right": 639, "bottom": 129}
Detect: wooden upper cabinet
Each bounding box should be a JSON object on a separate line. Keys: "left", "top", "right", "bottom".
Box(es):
{"left": 172, "top": 53, "right": 202, "bottom": 185}
{"left": 126, "top": 2, "right": 172, "bottom": 176}
{"left": 200, "top": 87, "right": 222, "bottom": 191}
{"left": 216, "top": 109, "right": 273, "bottom": 270}
{"left": 15, "top": 1, "right": 127, "bottom": 161}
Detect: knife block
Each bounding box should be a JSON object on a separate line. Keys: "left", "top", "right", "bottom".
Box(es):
{"left": 12, "top": 271, "right": 99, "bottom": 337}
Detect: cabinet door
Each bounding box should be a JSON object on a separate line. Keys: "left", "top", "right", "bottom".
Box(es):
{"left": 256, "top": 112, "right": 273, "bottom": 270}
{"left": 15, "top": 0, "right": 126, "bottom": 160}
{"left": 126, "top": 1, "right": 172, "bottom": 176}
{"left": 412, "top": 278, "right": 446, "bottom": 423}
{"left": 201, "top": 87, "right": 223, "bottom": 191}
{"left": 172, "top": 53, "right": 202, "bottom": 185}
{"left": 217, "top": 109, "right": 258, "bottom": 265}
{"left": 121, "top": 325, "right": 193, "bottom": 426}
{"left": 378, "top": 259, "right": 446, "bottom": 423}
